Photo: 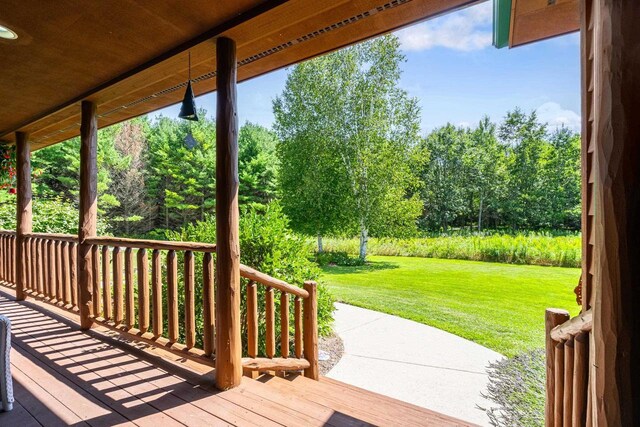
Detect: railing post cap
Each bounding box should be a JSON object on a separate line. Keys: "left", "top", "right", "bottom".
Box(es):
{"left": 303, "top": 280, "right": 317, "bottom": 288}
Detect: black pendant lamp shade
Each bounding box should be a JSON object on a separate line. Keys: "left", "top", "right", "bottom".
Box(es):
{"left": 178, "top": 52, "right": 199, "bottom": 121}
{"left": 179, "top": 81, "right": 198, "bottom": 121}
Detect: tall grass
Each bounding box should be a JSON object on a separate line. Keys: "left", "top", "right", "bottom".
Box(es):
{"left": 321, "top": 232, "right": 581, "bottom": 267}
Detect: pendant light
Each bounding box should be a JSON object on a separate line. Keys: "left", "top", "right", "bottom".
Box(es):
{"left": 178, "top": 52, "right": 198, "bottom": 121}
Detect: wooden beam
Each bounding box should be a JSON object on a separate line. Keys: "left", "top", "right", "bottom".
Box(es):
{"left": 591, "top": 1, "right": 640, "bottom": 425}
{"left": 214, "top": 36, "right": 242, "bottom": 390}
{"left": 15, "top": 131, "right": 32, "bottom": 301}
{"left": 78, "top": 100, "right": 98, "bottom": 330}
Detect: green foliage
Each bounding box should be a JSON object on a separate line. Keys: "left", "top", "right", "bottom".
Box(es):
{"left": 274, "top": 34, "right": 424, "bottom": 259}
{"left": 320, "top": 232, "right": 581, "bottom": 267}
{"left": 0, "top": 192, "right": 109, "bottom": 234}
{"left": 484, "top": 350, "right": 545, "bottom": 426}
{"left": 238, "top": 123, "right": 279, "bottom": 206}
{"left": 321, "top": 255, "right": 580, "bottom": 356}
{"left": 314, "top": 251, "right": 365, "bottom": 267}
{"left": 168, "top": 203, "right": 334, "bottom": 354}
{"left": 419, "top": 111, "right": 581, "bottom": 232}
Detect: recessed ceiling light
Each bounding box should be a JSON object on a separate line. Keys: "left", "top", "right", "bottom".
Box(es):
{"left": 0, "top": 25, "right": 18, "bottom": 40}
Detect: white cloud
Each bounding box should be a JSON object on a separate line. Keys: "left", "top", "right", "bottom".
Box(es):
{"left": 396, "top": 2, "right": 493, "bottom": 52}
{"left": 536, "top": 102, "right": 581, "bottom": 132}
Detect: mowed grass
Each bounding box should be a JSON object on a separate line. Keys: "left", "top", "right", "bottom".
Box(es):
{"left": 321, "top": 256, "right": 581, "bottom": 357}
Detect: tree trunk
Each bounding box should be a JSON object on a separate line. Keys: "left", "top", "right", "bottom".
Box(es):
{"left": 359, "top": 225, "right": 368, "bottom": 261}
{"left": 317, "top": 234, "right": 323, "bottom": 253}
{"left": 478, "top": 194, "right": 484, "bottom": 232}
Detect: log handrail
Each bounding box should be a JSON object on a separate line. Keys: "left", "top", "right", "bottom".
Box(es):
{"left": 23, "top": 232, "right": 77, "bottom": 242}
{"left": 85, "top": 235, "right": 217, "bottom": 252}
{"left": 239, "top": 264, "right": 309, "bottom": 299}
{"left": 550, "top": 309, "right": 593, "bottom": 342}
{"left": 0, "top": 230, "right": 16, "bottom": 236}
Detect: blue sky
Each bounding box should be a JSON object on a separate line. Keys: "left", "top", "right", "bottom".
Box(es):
{"left": 153, "top": 1, "right": 581, "bottom": 134}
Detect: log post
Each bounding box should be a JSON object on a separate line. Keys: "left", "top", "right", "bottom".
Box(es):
{"left": 78, "top": 100, "right": 98, "bottom": 330}
{"left": 545, "top": 308, "right": 569, "bottom": 426}
{"left": 591, "top": 1, "right": 640, "bottom": 425}
{"left": 214, "top": 36, "right": 242, "bottom": 390}
{"left": 303, "top": 281, "right": 318, "bottom": 380}
{"left": 15, "top": 131, "right": 32, "bottom": 301}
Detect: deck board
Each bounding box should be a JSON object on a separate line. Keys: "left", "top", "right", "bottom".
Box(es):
{"left": 0, "top": 290, "right": 473, "bottom": 426}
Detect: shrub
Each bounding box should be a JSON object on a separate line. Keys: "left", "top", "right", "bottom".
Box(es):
{"left": 483, "top": 349, "right": 545, "bottom": 426}
{"left": 0, "top": 192, "right": 109, "bottom": 234}
{"left": 315, "top": 251, "right": 365, "bottom": 267}
{"left": 168, "top": 202, "right": 334, "bottom": 355}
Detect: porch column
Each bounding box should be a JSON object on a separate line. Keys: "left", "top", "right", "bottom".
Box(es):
{"left": 15, "top": 131, "right": 32, "bottom": 301}
{"left": 214, "top": 36, "right": 242, "bottom": 390}
{"left": 78, "top": 100, "right": 98, "bottom": 330}
{"left": 591, "top": 1, "right": 640, "bottom": 425}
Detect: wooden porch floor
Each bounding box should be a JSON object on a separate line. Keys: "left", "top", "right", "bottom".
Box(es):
{"left": 0, "top": 290, "right": 471, "bottom": 426}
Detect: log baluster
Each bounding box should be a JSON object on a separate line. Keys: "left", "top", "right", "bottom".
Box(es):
{"left": 62, "top": 241, "right": 71, "bottom": 306}
{"left": 69, "top": 242, "right": 78, "bottom": 307}
{"left": 203, "top": 252, "right": 214, "bottom": 356}
{"left": 56, "top": 240, "right": 63, "bottom": 304}
{"left": 545, "top": 309, "right": 570, "bottom": 426}
{"left": 266, "top": 286, "right": 275, "bottom": 358}
{"left": 151, "top": 249, "right": 163, "bottom": 338}
{"left": 102, "top": 246, "right": 112, "bottom": 320}
{"left": 573, "top": 333, "right": 589, "bottom": 426}
{"left": 563, "top": 339, "right": 574, "bottom": 427}
{"left": 554, "top": 341, "right": 565, "bottom": 427}
{"left": 125, "top": 247, "right": 135, "bottom": 328}
{"left": 138, "top": 248, "right": 149, "bottom": 333}
{"left": 91, "top": 245, "right": 100, "bottom": 316}
{"left": 280, "top": 292, "right": 289, "bottom": 358}
{"left": 247, "top": 281, "right": 258, "bottom": 358}
{"left": 294, "top": 296, "right": 303, "bottom": 359}
{"left": 31, "top": 238, "right": 37, "bottom": 294}
{"left": 113, "top": 247, "right": 123, "bottom": 324}
{"left": 47, "top": 240, "right": 55, "bottom": 300}
{"left": 184, "top": 250, "right": 195, "bottom": 349}
{"left": 167, "top": 250, "right": 178, "bottom": 343}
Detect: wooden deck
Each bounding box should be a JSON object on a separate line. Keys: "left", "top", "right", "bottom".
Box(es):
{"left": 0, "top": 290, "right": 471, "bottom": 426}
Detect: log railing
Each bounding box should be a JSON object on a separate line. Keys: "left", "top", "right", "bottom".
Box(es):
{"left": 0, "top": 230, "right": 16, "bottom": 286}
{"left": 545, "top": 308, "right": 592, "bottom": 426}
{"left": 83, "top": 236, "right": 219, "bottom": 362}
{"left": 0, "top": 231, "right": 319, "bottom": 378}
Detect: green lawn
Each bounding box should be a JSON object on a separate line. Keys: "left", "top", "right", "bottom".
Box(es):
{"left": 321, "top": 256, "right": 580, "bottom": 357}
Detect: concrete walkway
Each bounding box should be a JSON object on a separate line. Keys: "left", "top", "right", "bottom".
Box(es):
{"left": 326, "top": 303, "right": 503, "bottom": 426}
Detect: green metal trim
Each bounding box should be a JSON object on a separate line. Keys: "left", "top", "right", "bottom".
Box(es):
{"left": 493, "top": 0, "right": 512, "bottom": 49}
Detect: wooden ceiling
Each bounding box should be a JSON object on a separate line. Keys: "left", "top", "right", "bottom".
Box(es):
{"left": 509, "top": 0, "right": 580, "bottom": 47}
{"left": 0, "top": 0, "right": 482, "bottom": 150}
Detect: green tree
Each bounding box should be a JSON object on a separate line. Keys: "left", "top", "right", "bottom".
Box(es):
{"left": 274, "top": 35, "right": 423, "bottom": 259}
{"left": 238, "top": 122, "right": 279, "bottom": 207}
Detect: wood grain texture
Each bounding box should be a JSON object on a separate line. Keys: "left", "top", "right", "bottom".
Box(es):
{"left": 280, "top": 292, "right": 289, "bottom": 358}
{"left": 113, "top": 246, "right": 123, "bottom": 324}
{"left": 563, "top": 339, "right": 574, "bottom": 427}
{"left": 15, "top": 131, "right": 32, "bottom": 301}
{"left": 247, "top": 281, "right": 258, "bottom": 358}
{"left": 167, "top": 250, "right": 179, "bottom": 343}
{"left": 137, "top": 248, "right": 149, "bottom": 333}
{"left": 573, "top": 332, "right": 589, "bottom": 426}
{"left": 266, "top": 287, "right": 275, "bottom": 358}
{"left": 591, "top": 1, "right": 640, "bottom": 425}
{"left": 202, "top": 252, "right": 214, "bottom": 356}
{"left": 550, "top": 308, "right": 592, "bottom": 341}
{"left": 295, "top": 296, "right": 303, "bottom": 359}
{"left": 151, "top": 249, "right": 163, "bottom": 338}
{"left": 214, "top": 36, "right": 242, "bottom": 390}
{"left": 242, "top": 357, "right": 310, "bottom": 372}
{"left": 78, "top": 100, "right": 98, "bottom": 329}
{"left": 124, "top": 247, "right": 135, "bottom": 329}
{"left": 184, "top": 250, "right": 195, "bottom": 349}
{"left": 545, "top": 308, "right": 570, "bottom": 426}
{"left": 303, "top": 281, "right": 318, "bottom": 380}
{"left": 554, "top": 341, "right": 565, "bottom": 427}
{"left": 101, "top": 246, "right": 111, "bottom": 319}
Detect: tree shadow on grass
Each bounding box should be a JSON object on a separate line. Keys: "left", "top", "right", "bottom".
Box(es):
{"left": 321, "top": 260, "right": 400, "bottom": 275}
